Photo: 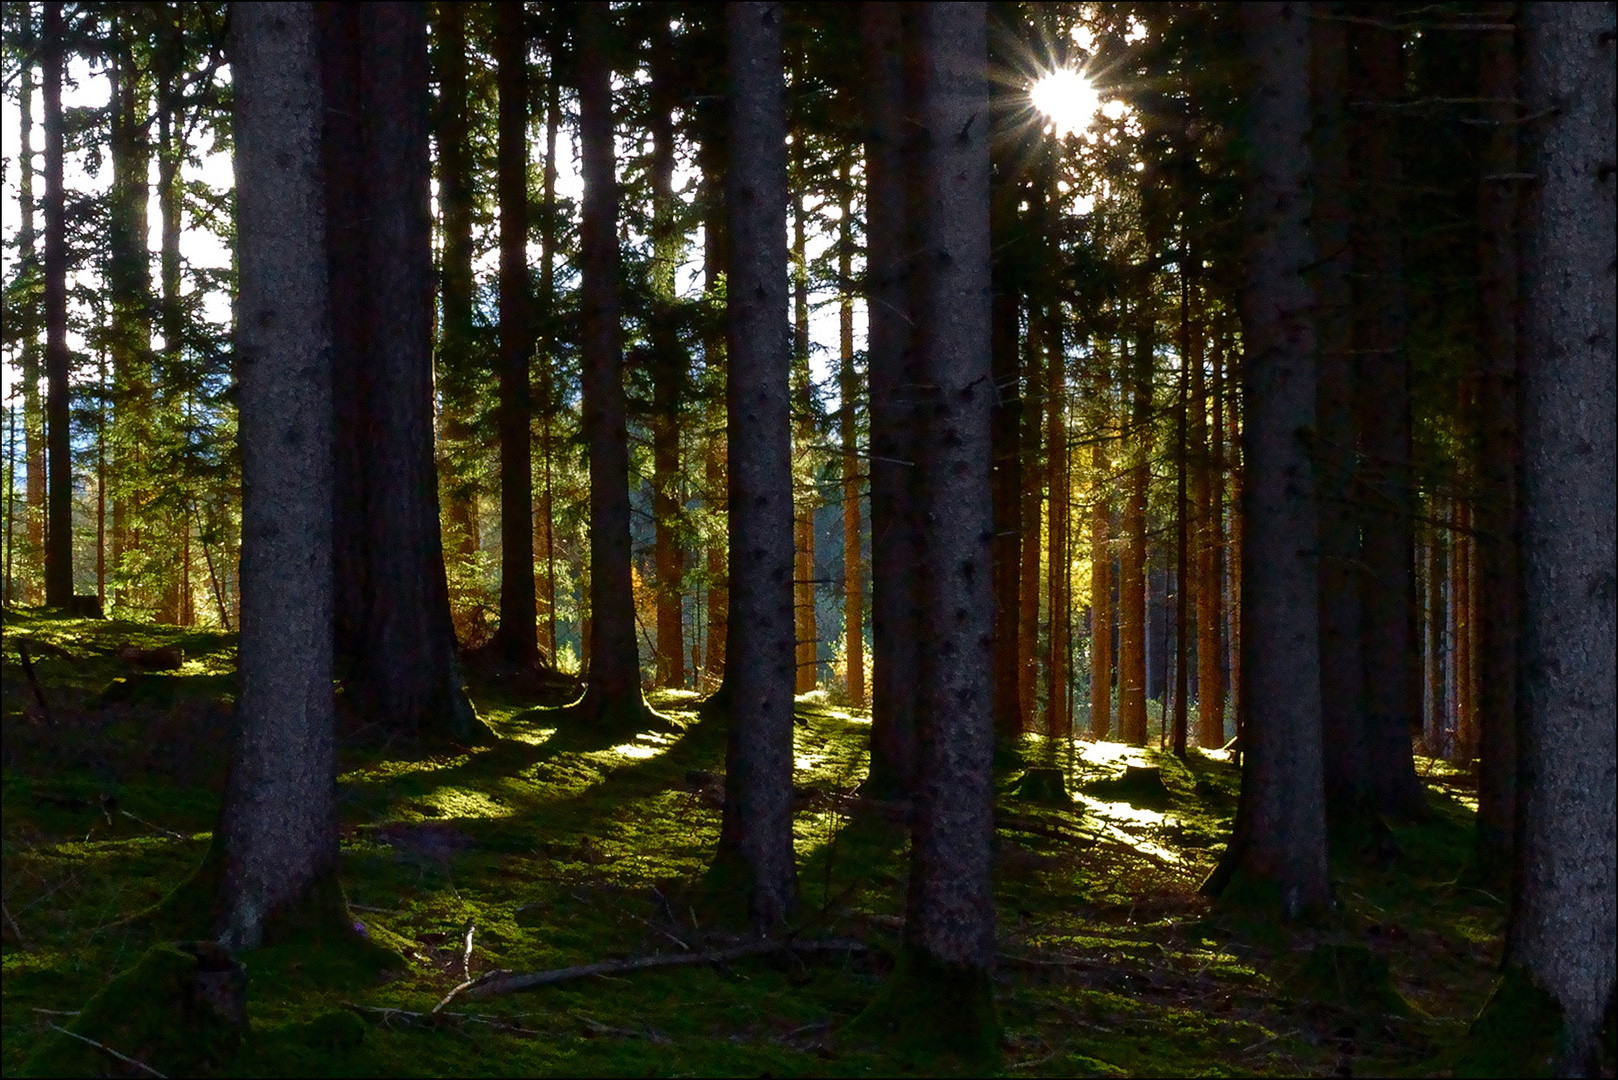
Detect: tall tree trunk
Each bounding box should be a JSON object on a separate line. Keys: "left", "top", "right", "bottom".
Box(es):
{"left": 861, "top": 1, "right": 920, "bottom": 797}
{"left": 108, "top": 11, "right": 152, "bottom": 612}
{"left": 650, "top": 12, "right": 687, "bottom": 689}
{"left": 1493, "top": 6, "right": 1616, "bottom": 1071}
{"left": 42, "top": 0, "right": 71, "bottom": 608}
{"left": 1089, "top": 436, "right": 1112, "bottom": 740}
{"left": 432, "top": 1, "right": 478, "bottom": 575}
{"left": 537, "top": 51, "right": 561, "bottom": 659}
{"left": 1205, "top": 1, "right": 1330, "bottom": 918}
{"left": 576, "top": 1, "right": 646, "bottom": 721}
{"left": 718, "top": 0, "right": 797, "bottom": 931}
{"left": 1311, "top": 3, "right": 1370, "bottom": 831}
{"left": 1118, "top": 328, "right": 1149, "bottom": 745}
{"left": 323, "top": 2, "right": 481, "bottom": 742}
{"left": 1471, "top": 0, "right": 1520, "bottom": 879}
{"left": 838, "top": 166, "right": 865, "bottom": 709}
{"left": 1349, "top": 9, "right": 1425, "bottom": 821}
{"left": 1192, "top": 314, "right": 1221, "bottom": 746}
{"left": 218, "top": 1, "right": 343, "bottom": 948}
{"left": 1172, "top": 272, "right": 1190, "bottom": 759}
{"left": 700, "top": 120, "right": 729, "bottom": 689}
{"left": 157, "top": 6, "right": 187, "bottom": 625}
{"left": 493, "top": 0, "right": 537, "bottom": 665}
{"left": 1018, "top": 310, "right": 1043, "bottom": 734}
{"left": 1453, "top": 504, "right": 1474, "bottom": 760}
{"left": 988, "top": 35, "right": 1023, "bottom": 741}
{"left": 1224, "top": 344, "right": 1242, "bottom": 742}
{"left": 898, "top": 4, "right": 998, "bottom": 1052}
{"left": 17, "top": 14, "right": 44, "bottom": 606}
{"left": 792, "top": 192, "right": 817, "bottom": 694}
{"left": 1043, "top": 300, "right": 1069, "bottom": 739}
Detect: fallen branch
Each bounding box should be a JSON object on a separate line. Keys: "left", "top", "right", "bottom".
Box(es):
{"left": 461, "top": 920, "right": 476, "bottom": 980}
{"left": 3, "top": 900, "right": 27, "bottom": 949}
{"left": 995, "top": 812, "right": 1099, "bottom": 847}
{"left": 47, "top": 1024, "right": 167, "bottom": 1079}
{"left": 119, "top": 810, "right": 191, "bottom": 843}
{"left": 464, "top": 938, "right": 866, "bottom": 1000}
{"left": 17, "top": 643, "right": 54, "bottom": 725}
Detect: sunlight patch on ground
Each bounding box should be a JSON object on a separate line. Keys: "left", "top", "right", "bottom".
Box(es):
{"left": 604, "top": 731, "right": 677, "bottom": 762}
{"left": 337, "top": 752, "right": 481, "bottom": 785}
{"left": 418, "top": 786, "right": 514, "bottom": 820}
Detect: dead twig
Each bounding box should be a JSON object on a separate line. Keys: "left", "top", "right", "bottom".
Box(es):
{"left": 464, "top": 938, "right": 867, "bottom": 1000}
{"left": 118, "top": 810, "right": 191, "bottom": 843}
{"left": 461, "top": 920, "right": 476, "bottom": 980}
{"left": 3, "top": 900, "right": 27, "bottom": 949}
{"left": 47, "top": 1024, "right": 167, "bottom": 1078}
{"left": 17, "top": 643, "right": 54, "bottom": 725}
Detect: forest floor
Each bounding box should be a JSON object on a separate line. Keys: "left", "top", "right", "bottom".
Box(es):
{"left": 2, "top": 607, "right": 1508, "bottom": 1077}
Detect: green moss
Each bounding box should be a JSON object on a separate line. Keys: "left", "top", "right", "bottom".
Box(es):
{"left": 1012, "top": 767, "right": 1072, "bottom": 805}
{"left": 1453, "top": 965, "right": 1564, "bottom": 1077}
{"left": 1285, "top": 942, "right": 1412, "bottom": 1016}
{"left": 844, "top": 945, "right": 1002, "bottom": 1068}
{"left": 1083, "top": 765, "right": 1174, "bottom": 809}
{"left": 19, "top": 941, "right": 246, "bottom": 1077}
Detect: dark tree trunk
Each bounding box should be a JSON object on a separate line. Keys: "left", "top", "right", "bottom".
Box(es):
{"left": 108, "top": 11, "right": 152, "bottom": 611}
{"left": 1193, "top": 324, "right": 1221, "bottom": 747}
{"left": 838, "top": 166, "right": 865, "bottom": 709}
{"left": 1044, "top": 298, "right": 1070, "bottom": 740}
{"left": 1349, "top": 8, "right": 1425, "bottom": 821}
{"left": 700, "top": 113, "right": 729, "bottom": 690}
{"left": 1498, "top": 5, "right": 1616, "bottom": 1071}
{"left": 898, "top": 3, "right": 999, "bottom": 1053}
{"left": 1471, "top": 0, "right": 1520, "bottom": 880}
{"left": 17, "top": 13, "right": 44, "bottom": 606}
{"left": 42, "top": 0, "right": 71, "bottom": 608}
{"left": 718, "top": 0, "right": 797, "bottom": 932}
{"left": 988, "top": 18, "right": 1023, "bottom": 742}
{"left": 649, "top": 11, "right": 687, "bottom": 688}
{"left": 537, "top": 49, "right": 561, "bottom": 658}
{"left": 576, "top": 1, "right": 646, "bottom": 721}
{"left": 1118, "top": 329, "right": 1149, "bottom": 745}
{"left": 861, "top": 1, "right": 920, "bottom": 797}
{"left": 1173, "top": 271, "right": 1190, "bottom": 759}
{"left": 492, "top": 0, "right": 537, "bottom": 665}
{"left": 1206, "top": 1, "right": 1331, "bottom": 919}
{"left": 1311, "top": 3, "right": 1369, "bottom": 833}
{"left": 1090, "top": 435, "right": 1112, "bottom": 740}
{"left": 219, "top": 1, "right": 343, "bottom": 948}
{"left": 323, "top": 2, "right": 481, "bottom": 743}
{"left": 1018, "top": 307, "right": 1043, "bottom": 734}
{"left": 792, "top": 189, "right": 817, "bottom": 696}
{"left": 431, "top": 1, "right": 478, "bottom": 572}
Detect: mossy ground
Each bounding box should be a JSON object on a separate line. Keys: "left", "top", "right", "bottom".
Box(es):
{"left": 3, "top": 607, "right": 1514, "bottom": 1076}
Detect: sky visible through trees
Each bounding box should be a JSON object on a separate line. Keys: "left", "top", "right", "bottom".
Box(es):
{"left": 1, "top": 3, "right": 1612, "bottom": 1077}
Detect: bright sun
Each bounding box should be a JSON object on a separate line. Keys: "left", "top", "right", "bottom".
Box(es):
{"left": 1031, "top": 67, "right": 1101, "bottom": 138}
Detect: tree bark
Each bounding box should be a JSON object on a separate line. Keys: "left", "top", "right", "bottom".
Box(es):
{"left": 431, "top": 1, "right": 479, "bottom": 576}
{"left": 861, "top": 1, "right": 920, "bottom": 797}
{"left": 323, "top": 2, "right": 480, "bottom": 742}
{"left": 1192, "top": 313, "right": 1221, "bottom": 747}
{"left": 989, "top": 49, "right": 1023, "bottom": 742}
{"left": 219, "top": 1, "right": 341, "bottom": 948}
{"left": 650, "top": 12, "right": 687, "bottom": 689}
{"left": 1044, "top": 298, "right": 1070, "bottom": 740}
{"left": 838, "top": 167, "right": 865, "bottom": 709}
{"left": 1471, "top": 0, "right": 1519, "bottom": 878}
{"left": 792, "top": 192, "right": 818, "bottom": 694}
{"left": 1173, "top": 272, "right": 1190, "bottom": 759}
{"left": 537, "top": 49, "right": 561, "bottom": 659}
{"left": 493, "top": 0, "right": 537, "bottom": 665}
{"left": 700, "top": 114, "right": 729, "bottom": 690}
{"left": 1349, "top": 8, "right": 1425, "bottom": 821}
{"left": 1311, "top": 3, "right": 1369, "bottom": 830}
{"left": 42, "top": 0, "right": 71, "bottom": 608}
{"left": 17, "top": 12, "right": 44, "bottom": 607}
{"left": 902, "top": 3, "right": 998, "bottom": 1048}
{"left": 718, "top": 0, "right": 797, "bottom": 931}
{"left": 576, "top": 1, "right": 646, "bottom": 720}
{"left": 1206, "top": 1, "right": 1331, "bottom": 918}
{"left": 1018, "top": 307, "right": 1043, "bottom": 735}
{"left": 1502, "top": 5, "right": 1616, "bottom": 1070}
{"left": 1090, "top": 436, "right": 1112, "bottom": 740}
{"left": 1118, "top": 330, "right": 1149, "bottom": 746}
